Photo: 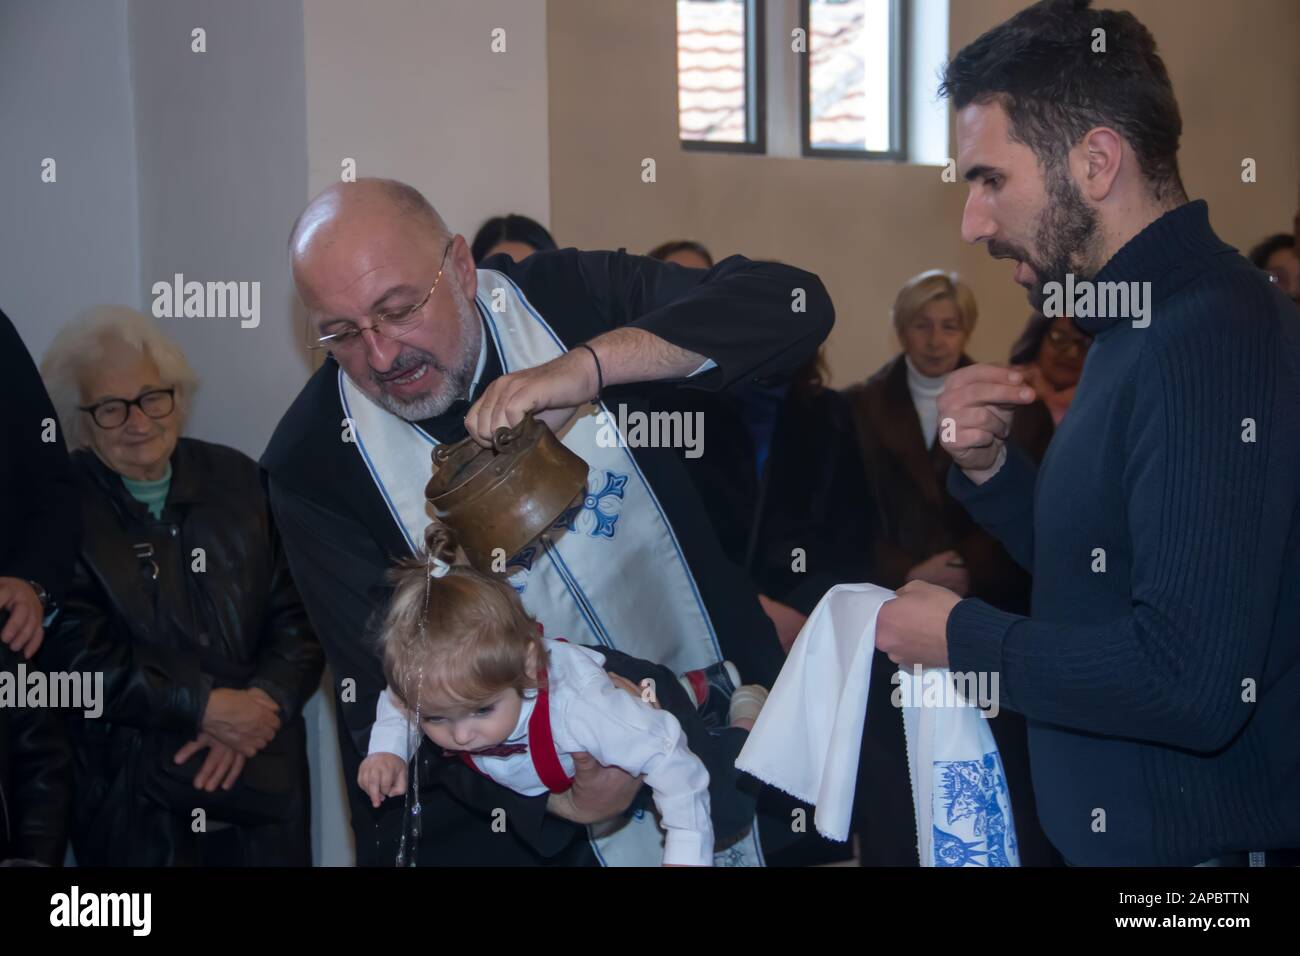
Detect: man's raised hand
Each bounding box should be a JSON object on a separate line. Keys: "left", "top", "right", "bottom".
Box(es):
{"left": 936, "top": 364, "right": 1037, "bottom": 483}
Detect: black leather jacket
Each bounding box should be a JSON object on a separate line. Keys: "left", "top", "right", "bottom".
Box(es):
{"left": 45, "top": 438, "right": 323, "bottom": 865}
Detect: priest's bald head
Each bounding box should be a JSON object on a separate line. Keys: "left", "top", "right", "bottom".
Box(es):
{"left": 290, "top": 179, "right": 483, "bottom": 421}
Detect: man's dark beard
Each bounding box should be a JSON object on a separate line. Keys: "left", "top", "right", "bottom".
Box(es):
{"left": 991, "top": 165, "right": 1102, "bottom": 312}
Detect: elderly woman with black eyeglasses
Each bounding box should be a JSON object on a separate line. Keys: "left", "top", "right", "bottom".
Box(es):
{"left": 38, "top": 307, "right": 322, "bottom": 866}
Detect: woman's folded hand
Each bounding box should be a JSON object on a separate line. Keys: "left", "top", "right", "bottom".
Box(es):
{"left": 201, "top": 687, "right": 282, "bottom": 758}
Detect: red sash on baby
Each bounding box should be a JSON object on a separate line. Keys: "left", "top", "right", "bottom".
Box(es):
{"left": 452, "top": 658, "right": 574, "bottom": 794}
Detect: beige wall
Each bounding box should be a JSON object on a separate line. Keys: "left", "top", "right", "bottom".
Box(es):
{"left": 548, "top": 0, "right": 1300, "bottom": 385}
{"left": 304, "top": 0, "right": 551, "bottom": 240}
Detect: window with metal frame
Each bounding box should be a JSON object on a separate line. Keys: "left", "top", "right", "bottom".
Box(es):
{"left": 800, "top": 0, "right": 907, "bottom": 161}
{"left": 677, "top": 0, "right": 767, "bottom": 153}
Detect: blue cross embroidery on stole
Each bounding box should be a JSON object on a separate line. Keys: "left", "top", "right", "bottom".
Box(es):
{"left": 554, "top": 470, "right": 628, "bottom": 539}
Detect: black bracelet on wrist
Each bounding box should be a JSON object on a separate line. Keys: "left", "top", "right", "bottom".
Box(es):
{"left": 576, "top": 343, "right": 603, "bottom": 402}
{"left": 26, "top": 579, "right": 49, "bottom": 610}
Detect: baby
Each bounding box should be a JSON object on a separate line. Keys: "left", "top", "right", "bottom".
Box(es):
{"left": 358, "top": 525, "right": 765, "bottom": 866}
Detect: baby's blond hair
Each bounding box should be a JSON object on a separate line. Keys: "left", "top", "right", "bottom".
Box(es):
{"left": 380, "top": 522, "right": 545, "bottom": 713}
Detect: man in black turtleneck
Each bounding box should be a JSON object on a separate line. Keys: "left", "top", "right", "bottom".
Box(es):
{"left": 875, "top": 0, "right": 1300, "bottom": 867}
{"left": 261, "top": 179, "right": 833, "bottom": 866}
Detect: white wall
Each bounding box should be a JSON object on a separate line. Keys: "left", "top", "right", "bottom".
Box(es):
{"left": 0, "top": 0, "right": 141, "bottom": 357}
{"left": 130, "top": 0, "right": 313, "bottom": 458}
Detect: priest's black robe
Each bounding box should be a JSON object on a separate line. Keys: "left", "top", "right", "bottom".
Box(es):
{"left": 260, "top": 248, "right": 833, "bottom": 866}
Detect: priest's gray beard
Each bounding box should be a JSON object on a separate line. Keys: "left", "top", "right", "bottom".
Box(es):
{"left": 373, "top": 280, "right": 481, "bottom": 421}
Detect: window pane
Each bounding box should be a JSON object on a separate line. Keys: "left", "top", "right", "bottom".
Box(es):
{"left": 678, "top": 0, "right": 752, "bottom": 144}
{"left": 808, "top": 0, "right": 893, "bottom": 152}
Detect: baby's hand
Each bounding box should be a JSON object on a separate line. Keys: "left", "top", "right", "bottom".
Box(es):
{"left": 358, "top": 753, "right": 408, "bottom": 808}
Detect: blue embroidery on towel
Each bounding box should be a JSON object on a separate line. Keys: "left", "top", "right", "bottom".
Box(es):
{"left": 933, "top": 826, "right": 989, "bottom": 867}
{"left": 933, "top": 751, "right": 1013, "bottom": 867}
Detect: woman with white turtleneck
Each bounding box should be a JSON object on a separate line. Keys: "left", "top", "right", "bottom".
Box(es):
{"left": 904, "top": 354, "right": 948, "bottom": 450}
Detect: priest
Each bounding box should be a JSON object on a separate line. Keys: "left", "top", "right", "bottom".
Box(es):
{"left": 261, "top": 179, "right": 833, "bottom": 866}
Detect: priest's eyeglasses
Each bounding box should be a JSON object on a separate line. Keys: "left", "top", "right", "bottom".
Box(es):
{"left": 307, "top": 240, "right": 454, "bottom": 351}
{"left": 79, "top": 388, "right": 177, "bottom": 429}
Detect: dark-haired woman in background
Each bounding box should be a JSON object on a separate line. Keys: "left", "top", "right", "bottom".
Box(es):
{"left": 1248, "top": 232, "right": 1299, "bottom": 304}
{"left": 1009, "top": 312, "right": 1092, "bottom": 425}
{"left": 471, "top": 213, "right": 558, "bottom": 264}
{"left": 647, "top": 240, "right": 714, "bottom": 270}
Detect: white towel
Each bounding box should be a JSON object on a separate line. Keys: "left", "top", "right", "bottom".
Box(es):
{"left": 736, "top": 583, "right": 891, "bottom": 842}
{"left": 736, "top": 583, "right": 1020, "bottom": 866}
